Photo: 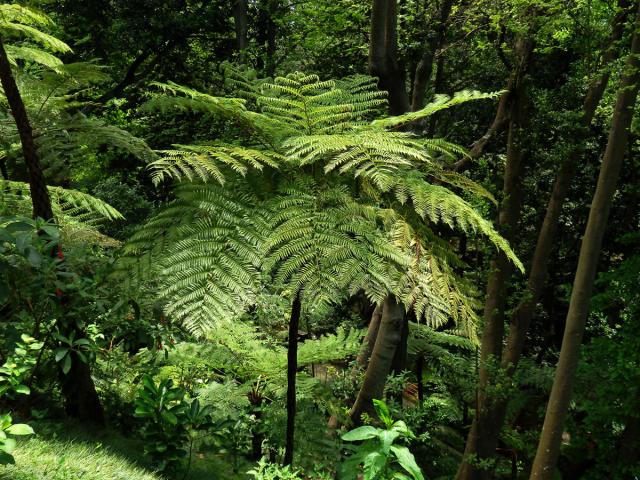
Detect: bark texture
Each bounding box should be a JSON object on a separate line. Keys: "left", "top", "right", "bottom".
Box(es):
{"left": 0, "top": 35, "right": 53, "bottom": 220}
{"left": 529, "top": 6, "right": 640, "bottom": 477}
{"left": 456, "top": 35, "right": 533, "bottom": 480}
{"left": 356, "top": 303, "right": 383, "bottom": 368}
{"left": 350, "top": 295, "right": 405, "bottom": 424}
{"left": 233, "top": 0, "right": 249, "bottom": 63}
{"left": 369, "top": 0, "right": 409, "bottom": 114}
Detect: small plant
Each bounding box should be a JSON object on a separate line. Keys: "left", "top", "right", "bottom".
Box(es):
{"left": 0, "top": 413, "right": 34, "bottom": 465}
{"left": 340, "top": 399, "right": 424, "bottom": 480}
{"left": 0, "top": 334, "right": 43, "bottom": 398}
{"left": 247, "top": 457, "right": 303, "bottom": 479}
{"left": 54, "top": 331, "right": 96, "bottom": 375}
{"left": 134, "top": 375, "right": 188, "bottom": 473}
{"left": 134, "top": 375, "right": 212, "bottom": 474}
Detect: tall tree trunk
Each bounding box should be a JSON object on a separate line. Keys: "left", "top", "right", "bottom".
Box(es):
{"left": 456, "top": 36, "right": 533, "bottom": 480}
{"left": 283, "top": 294, "right": 301, "bottom": 466}
{"left": 233, "top": 0, "right": 249, "bottom": 63}
{"left": 410, "top": 0, "right": 453, "bottom": 112}
{"left": 350, "top": 295, "right": 405, "bottom": 424}
{"left": 529, "top": 7, "right": 640, "bottom": 477}
{"left": 369, "top": 0, "right": 409, "bottom": 114}
{"left": 356, "top": 303, "right": 383, "bottom": 368}
{"left": 0, "top": 35, "right": 53, "bottom": 220}
{"left": 456, "top": 0, "right": 635, "bottom": 469}
{"left": 0, "top": 35, "right": 105, "bottom": 426}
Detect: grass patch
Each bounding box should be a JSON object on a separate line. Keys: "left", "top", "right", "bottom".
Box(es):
{"left": 0, "top": 436, "right": 161, "bottom": 480}
{"left": 0, "top": 420, "right": 249, "bottom": 480}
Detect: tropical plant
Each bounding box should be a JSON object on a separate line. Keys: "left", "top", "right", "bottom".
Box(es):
{"left": 340, "top": 399, "right": 424, "bottom": 480}
{"left": 0, "top": 334, "right": 43, "bottom": 398}
{"left": 134, "top": 375, "right": 213, "bottom": 474}
{"left": 0, "top": 413, "right": 34, "bottom": 465}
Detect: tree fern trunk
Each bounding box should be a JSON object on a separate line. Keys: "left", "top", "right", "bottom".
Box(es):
{"left": 233, "top": 0, "right": 249, "bottom": 63}
{"left": 350, "top": 295, "right": 404, "bottom": 424}
{"left": 284, "top": 293, "right": 301, "bottom": 466}
{"left": 530, "top": 6, "right": 640, "bottom": 477}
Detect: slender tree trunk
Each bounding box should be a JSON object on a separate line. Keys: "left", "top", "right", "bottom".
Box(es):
{"left": 455, "top": 0, "right": 636, "bottom": 467}
{"left": 233, "top": 0, "right": 249, "bottom": 63}
{"left": 350, "top": 295, "right": 405, "bottom": 424}
{"left": 283, "top": 294, "right": 301, "bottom": 466}
{"left": 416, "top": 354, "right": 425, "bottom": 403}
{"left": 0, "top": 34, "right": 105, "bottom": 426}
{"left": 410, "top": 0, "right": 452, "bottom": 112}
{"left": 530, "top": 7, "right": 640, "bottom": 477}
{"left": 356, "top": 303, "right": 383, "bottom": 368}
{"left": 369, "top": 0, "right": 409, "bottom": 114}
{"left": 456, "top": 36, "right": 533, "bottom": 480}
{"left": 0, "top": 35, "right": 53, "bottom": 220}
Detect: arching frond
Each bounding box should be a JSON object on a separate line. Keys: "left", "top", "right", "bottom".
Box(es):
{"left": 150, "top": 144, "right": 280, "bottom": 185}
{"left": 371, "top": 89, "right": 504, "bottom": 129}
{"left": 0, "top": 179, "right": 123, "bottom": 222}
{"left": 120, "top": 183, "right": 264, "bottom": 335}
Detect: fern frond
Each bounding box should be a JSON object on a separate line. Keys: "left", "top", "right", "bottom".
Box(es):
{"left": 0, "top": 179, "right": 123, "bottom": 222}
{"left": 371, "top": 90, "right": 504, "bottom": 129}
{"left": 150, "top": 144, "right": 280, "bottom": 185}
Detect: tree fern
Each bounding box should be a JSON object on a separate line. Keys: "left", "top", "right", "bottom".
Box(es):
{"left": 127, "top": 69, "right": 522, "bottom": 337}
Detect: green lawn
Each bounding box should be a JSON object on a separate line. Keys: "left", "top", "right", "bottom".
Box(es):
{"left": 0, "top": 420, "right": 249, "bottom": 480}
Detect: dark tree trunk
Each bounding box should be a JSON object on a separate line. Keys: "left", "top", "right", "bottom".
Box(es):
{"left": 416, "top": 354, "right": 425, "bottom": 403}
{"left": 391, "top": 314, "right": 409, "bottom": 374}
{"left": 0, "top": 35, "right": 53, "bottom": 220}
{"left": 369, "top": 0, "right": 409, "bottom": 114}
{"left": 0, "top": 34, "right": 105, "bottom": 426}
{"left": 410, "top": 0, "right": 452, "bottom": 112}
{"left": 454, "top": 2, "right": 634, "bottom": 474}
{"left": 233, "top": 0, "right": 249, "bottom": 63}
{"left": 456, "top": 36, "right": 533, "bottom": 480}
{"left": 60, "top": 341, "right": 105, "bottom": 425}
{"left": 283, "top": 294, "right": 301, "bottom": 466}
{"left": 530, "top": 6, "right": 640, "bottom": 477}
{"left": 350, "top": 295, "right": 405, "bottom": 424}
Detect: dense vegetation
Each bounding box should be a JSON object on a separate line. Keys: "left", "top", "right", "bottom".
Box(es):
{"left": 0, "top": 1, "right": 638, "bottom": 479}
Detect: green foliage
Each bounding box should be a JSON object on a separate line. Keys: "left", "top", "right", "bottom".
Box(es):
{"left": 134, "top": 375, "right": 213, "bottom": 474}
{"left": 0, "top": 414, "right": 34, "bottom": 466}
{"left": 340, "top": 399, "right": 424, "bottom": 480}
{"left": 128, "top": 70, "right": 519, "bottom": 337}
{"left": 0, "top": 435, "right": 161, "bottom": 480}
{"left": 247, "top": 457, "right": 304, "bottom": 479}
{"left": 0, "top": 334, "right": 43, "bottom": 398}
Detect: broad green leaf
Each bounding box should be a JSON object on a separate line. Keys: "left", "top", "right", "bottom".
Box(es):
{"left": 390, "top": 445, "right": 424, "bottom": 480}
{"left": 15, "top": 384, "right": 30, "bottom": 395}
{"left": 379, "top": 429, "right": 399, "bottom": 455}
{"left": 342, "top": 425, "right": 379, "bottom": 442}
{"left": 61, "top": 354, "right": 72, "bottom": 374}
{"left": 6, "top": 423, "right": 34, "bottom": 436}
{"left": 363, "top": 451, "right": 386, "bottom": 479}
{"left": 54, "top": 348, "right": 68, "bottom": 362}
